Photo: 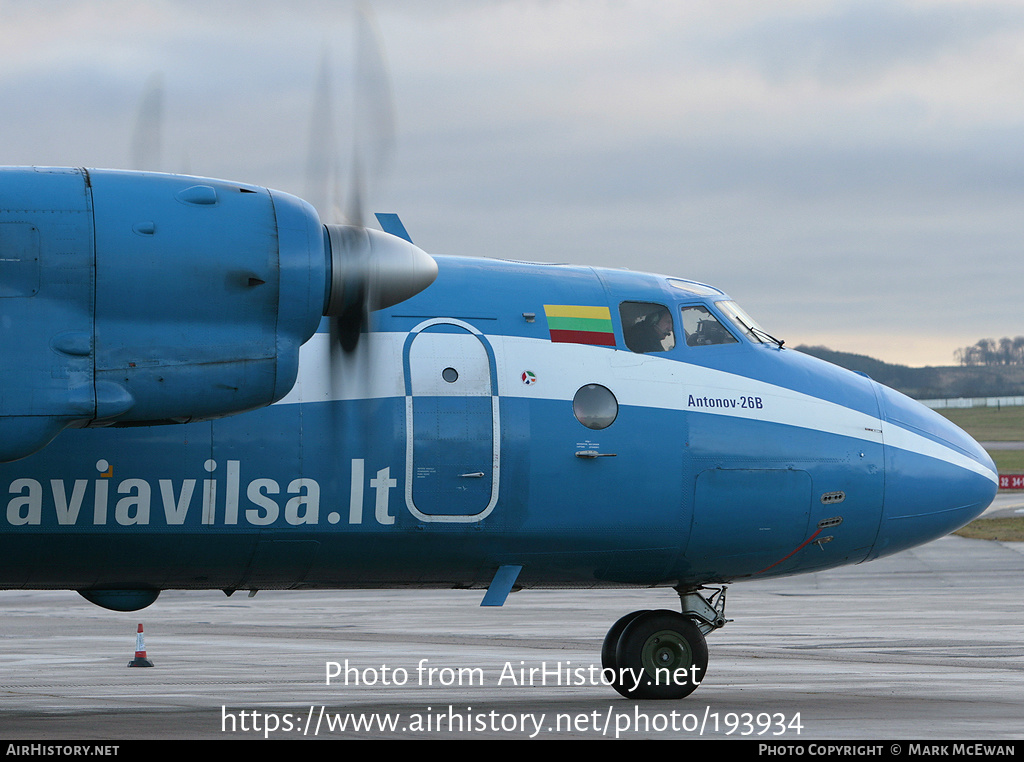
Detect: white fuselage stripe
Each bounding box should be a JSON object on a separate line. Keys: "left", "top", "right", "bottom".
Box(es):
{"left": 282, "top": 333, "right": 997, "bottom": 485}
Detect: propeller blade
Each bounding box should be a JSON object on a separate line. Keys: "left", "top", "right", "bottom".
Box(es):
{"left": 350, "top": 3, "right": 395, "bottom": 224}
{"left": 130, "top": 73, "right": 164, "bottom": 171}
{"left": 305, "top": 48, "right": 339, "bottom": 221}
{"left": 311, "top": 6, "right": 435, "bottom": 360}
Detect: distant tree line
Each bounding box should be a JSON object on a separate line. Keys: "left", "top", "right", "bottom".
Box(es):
{"left": 797, "top": 344, "right": 1024, "bottom": 398}
{"left": 955, "top": 337, "right": 1024, "bottom": 366}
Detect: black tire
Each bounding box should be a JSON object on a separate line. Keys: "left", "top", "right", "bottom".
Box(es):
{"left": 602, "top": 610, "right": 649, "bottom": 673}
{"left": 613, "top": 609, "right": 708, "bottom": 700}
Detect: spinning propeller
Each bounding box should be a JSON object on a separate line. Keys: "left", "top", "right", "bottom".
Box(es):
{"left": 323, "top": 223, "right": 437, "bottom": 351}
{"left": 315, "top": 6, "right": 436, "bottom": 353}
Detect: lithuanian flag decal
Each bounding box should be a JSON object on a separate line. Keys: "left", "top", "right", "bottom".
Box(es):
{"left": 543, "top": 304, "right": 616, "bottom": 346}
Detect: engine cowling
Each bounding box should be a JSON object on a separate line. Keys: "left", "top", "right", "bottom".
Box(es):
{"left": 0, "top": 167, "right": 326, "bottom": 461}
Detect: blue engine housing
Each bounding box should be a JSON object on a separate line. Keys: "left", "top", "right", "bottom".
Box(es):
{"left": 0, "top": 167, "right": 326, "bottom": 461}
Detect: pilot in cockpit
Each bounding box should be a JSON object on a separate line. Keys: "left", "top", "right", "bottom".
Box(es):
{"left": 624, "top": 307, "right": 675, "bottom": 353}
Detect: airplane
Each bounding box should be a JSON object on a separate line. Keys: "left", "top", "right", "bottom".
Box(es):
{"left": 0, "top": 164, "right": 999, "bottom": 700}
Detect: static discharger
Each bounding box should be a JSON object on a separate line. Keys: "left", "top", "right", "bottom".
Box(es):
{"left": 128, "top": 623, "right": 154, "bottom": 668}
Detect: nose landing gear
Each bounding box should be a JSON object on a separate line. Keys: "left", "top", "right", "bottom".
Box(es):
{"left": 601, "top": 586, "right": 728, "bottom": 700}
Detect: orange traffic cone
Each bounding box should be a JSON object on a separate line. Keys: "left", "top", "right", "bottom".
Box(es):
{"left": 128, "top": 623, "right": 154, "bottom": 667}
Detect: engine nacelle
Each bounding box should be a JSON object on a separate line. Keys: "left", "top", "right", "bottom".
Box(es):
{"left": 0, "top": 167, "right": 326, "bottom": 461}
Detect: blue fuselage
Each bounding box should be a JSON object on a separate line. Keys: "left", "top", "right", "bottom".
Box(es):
{"left": 0, "top": 256, "right": 998, "bottom": 594}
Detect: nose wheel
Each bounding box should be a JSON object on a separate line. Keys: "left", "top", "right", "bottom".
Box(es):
{"left": 601, "top": 587, "right": 727, "bottom": 699}
{"left": 602, "top": 610, "right": 707, "bottom": 699}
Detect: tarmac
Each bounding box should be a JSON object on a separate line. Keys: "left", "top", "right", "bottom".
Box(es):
{"left": 984, "top": 492, "right": 1024, "bottom": 518}
{"left": 1, "top": 525, "right": 1022, "bottom": 741}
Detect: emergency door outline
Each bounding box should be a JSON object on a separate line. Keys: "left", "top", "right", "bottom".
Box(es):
{"left": 403, "top": 317, "right": 500, "bottom": 522}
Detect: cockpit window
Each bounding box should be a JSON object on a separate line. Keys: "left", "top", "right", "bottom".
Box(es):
{"left": 680, "top": 305, "right": 738, "bottom": 347}
{"left": 715, "top": 300, "right": 774, "bottom": 345}
{"left": 620, "top": 302, "right": 675, "bottom": 353}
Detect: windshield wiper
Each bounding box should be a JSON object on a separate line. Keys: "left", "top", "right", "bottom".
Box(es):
{"left": 750, "top": 325, "right": 785, "bottom": 348}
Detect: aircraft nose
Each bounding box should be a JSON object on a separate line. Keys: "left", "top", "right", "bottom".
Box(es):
{"left": 870, "top": 385, "right": 998, "bottom": 560}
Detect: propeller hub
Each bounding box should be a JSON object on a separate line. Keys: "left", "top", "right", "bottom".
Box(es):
{"left": 323, "top": 224, "right": 437, "bottom": 318}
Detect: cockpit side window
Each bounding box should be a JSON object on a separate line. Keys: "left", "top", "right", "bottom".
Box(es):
{"left": 619, "top": 302, "right": 675, "bottom": 353}
{"left": 680, "top": 305, "right": 738, "bottom": 347}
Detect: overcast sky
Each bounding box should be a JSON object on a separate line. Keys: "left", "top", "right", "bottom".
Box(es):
{"left": 3, "top": 0, "right": 1024, "bottom": 366}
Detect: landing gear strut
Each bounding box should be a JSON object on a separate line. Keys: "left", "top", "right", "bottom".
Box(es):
{"left": 601, "top": 586, "right": 728, "bottom": 700}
